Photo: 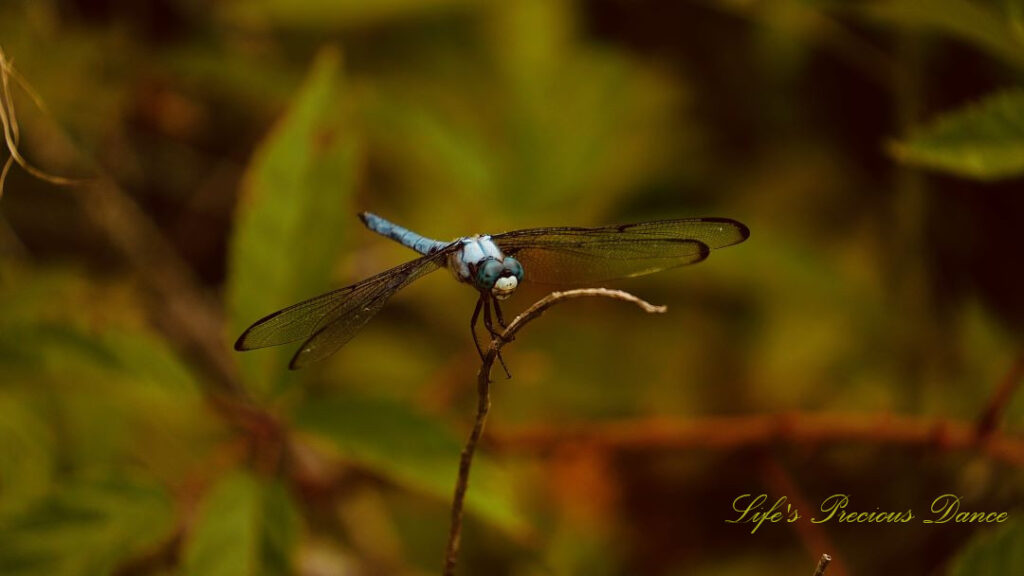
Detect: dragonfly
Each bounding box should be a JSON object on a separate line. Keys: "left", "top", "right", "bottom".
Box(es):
{"left": 234, "top": 212, "right": 749, "bottom": 371}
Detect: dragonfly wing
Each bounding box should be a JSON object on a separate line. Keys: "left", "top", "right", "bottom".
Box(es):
{"left": 235, "top": 288, "right": 356, "bottom": 351}
{"left": 491, "top": 218, "right": 748, "bottom": 284}
{"left": 234, "top": 250, "right": 449, "bottom": 368}
{"left": 287, "top": 252, "right": 448, "bottom": 369}
{"left": 504, "top": 240, "right": 711, "bottom": 284}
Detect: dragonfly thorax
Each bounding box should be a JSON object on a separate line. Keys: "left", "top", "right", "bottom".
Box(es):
{"left": 448, "top": 235, "right": 524, "bottom": 300}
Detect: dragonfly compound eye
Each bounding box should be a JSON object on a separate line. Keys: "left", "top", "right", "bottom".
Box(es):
{"left": 476, "top": 259, "right": 505, "bottom": 290}
{"left": 503, "top": 257, "right": 524, "bottom": 282}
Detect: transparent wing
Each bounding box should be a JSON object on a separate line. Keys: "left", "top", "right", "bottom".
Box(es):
{"left": 491, "top": 218, "right": 749, "bottom": 284}
{"left": 234, "top": 250, "right": 450, "bottom": 369}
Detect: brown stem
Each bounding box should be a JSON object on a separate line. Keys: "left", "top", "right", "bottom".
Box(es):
{"left": 813, "top": 553, "right": 832, "bottom": 576}
{"left": 443, "top": 356, "right": 492, "bottom": 576}
{"left": 443, "top": 288, "right": 666, "bottom": 576}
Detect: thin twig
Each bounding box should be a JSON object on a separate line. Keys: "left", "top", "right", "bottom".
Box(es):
{"left": 1, "top": 47, "right": 20, "bottom": 196}
{"left": 0, "top": 46, "right": 241, "bottom": 397}
{"left": 492, "top": 412, "right": 1024, "bottom": 468}
{"left": 0, "top": 47, "right": 87, "bottom": 198}
{"left": 977, "top": 351, "right": 1024, "bottom": 438}
{"left": 443, "top": 288, "right": 666, "bottom": 576}
{"left": 813, "top": 553, "right": 832, "bottom": 576}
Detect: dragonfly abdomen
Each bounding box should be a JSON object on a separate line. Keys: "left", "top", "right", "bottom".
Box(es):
{"left": 359, "top": 212, "right": 449, "bottom": 255}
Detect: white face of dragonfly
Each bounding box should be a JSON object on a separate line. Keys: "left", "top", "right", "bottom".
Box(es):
{"left": 451, "top": 236, "right": 524, "bottom": 300}
{"left": 491, "top": 274, "right": 519, "bottom": 300}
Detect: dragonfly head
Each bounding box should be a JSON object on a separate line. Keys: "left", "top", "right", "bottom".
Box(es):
{"left": 476, "top": 257, "right": 523, "bottom": 300}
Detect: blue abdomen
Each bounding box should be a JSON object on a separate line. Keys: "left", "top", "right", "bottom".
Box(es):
{"left": 359, "top": 212, "right": 449, "bottom": 255}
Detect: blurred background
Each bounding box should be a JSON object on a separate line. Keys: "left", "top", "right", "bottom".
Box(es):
{"left": 1, "top": 0, "right": 1023, "bottom": 574}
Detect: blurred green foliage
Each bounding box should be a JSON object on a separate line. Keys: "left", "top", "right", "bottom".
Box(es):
{"left": 949, "top": 517, "right": 1024, "bottom": 575}
{"left": 296, "top": 394, "right": 526, "bottom": 535}
{"left": 184, "top": 472, "right": 298, "bottom": 576}
{"left": 853, "top": 0, "right": 1024, "bottom": 69}
{"left": 1, "top": 0, "right": 1023, "bottom": 575}
{"left": 891, "top": 88, "right": 1024, "bottom": 180}
{"left": 0, "top": 478, "right": 174, "bottom": 576}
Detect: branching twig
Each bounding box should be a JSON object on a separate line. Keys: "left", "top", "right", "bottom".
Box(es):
{"left": 813, "top": 553, "right": 832, "bottom": 576}
{"left": 443, "top": 288, "right": 666, "bottom": 576}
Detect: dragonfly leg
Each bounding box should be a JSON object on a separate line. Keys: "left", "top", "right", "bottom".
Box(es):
{"left": 470, "top": 296, "right": 485, "bottom": 363}
{"left": 493, "top": 299, "right": 507, "bottom": 328}
{"left": 481, "top": 295, "right": 500, "bottom": 338}
{"left": 482, "top": 297, "right": 511, "bottom": 379}
{"left": 492, "top": 299, "right": 515, "bottom": 342}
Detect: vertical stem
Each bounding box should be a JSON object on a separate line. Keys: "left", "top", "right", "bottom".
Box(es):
{"left": 441, "top": 289, "right": 666, "bottom": 575}
{"left": 444, "top": 367, "right": 492, "bottom": 576}
{"left": 813, "top": 554, "right": 833, "bottom": 576}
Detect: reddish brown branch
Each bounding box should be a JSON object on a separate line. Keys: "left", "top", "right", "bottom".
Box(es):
{"left": 491, "top": 412, "right": 1024, "bottom": 467}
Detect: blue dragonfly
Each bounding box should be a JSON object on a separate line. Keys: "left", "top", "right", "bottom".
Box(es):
{"left": 234, "top": 212, "right": 749, "bottom": 371}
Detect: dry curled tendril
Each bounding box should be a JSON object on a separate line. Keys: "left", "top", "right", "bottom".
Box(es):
{"left": 0, "top": 46, "right": 85, "bottom": 199}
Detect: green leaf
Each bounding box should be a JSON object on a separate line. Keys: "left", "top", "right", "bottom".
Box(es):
{"left": 890, "top": 89, "right": 1024, "bottom": 180}
{"left": 227, "top": 47, "right": 358, "bottom": 394}
{"left": 0, "top": 268, "right": 201, "bottom": 394}
{"left": 0, "top": 268, "right": 215, "bottom": 492}
{"left": 850, "top": 0, "right": 1024, "bottom": 69}
{"left": 184, "top": 471, "right": 299, "bottom": 576}
{"left": 949, "top": 517, "right": 1024, "bottom": 575}
{"left": 0, "top": 479, "right": 175, "bottom": 576}
{"left": 485, "top": 0, "right": 683, "bottom": 215}
{"left": 0, "top": 322, "right": 209, "bottom": 446}
{"left": 295, "top": 394, "right": 528, "bottom": 536}
{"left": 357, "top": 1, "right": 684, "bottom": 219}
